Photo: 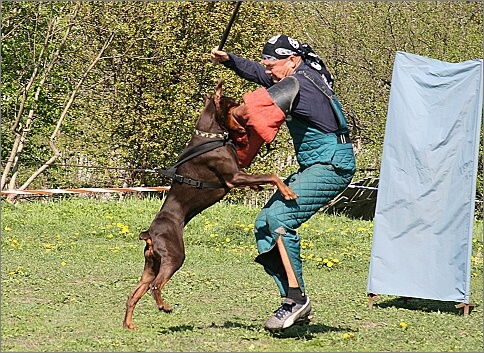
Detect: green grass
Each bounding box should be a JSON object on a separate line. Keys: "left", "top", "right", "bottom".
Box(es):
{"left": 1, "top": 196, "right": 483, "bottom": 352}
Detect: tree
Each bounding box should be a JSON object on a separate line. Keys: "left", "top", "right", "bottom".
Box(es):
{"left": 1, "top": 2, "right": 114, "bottom": 201}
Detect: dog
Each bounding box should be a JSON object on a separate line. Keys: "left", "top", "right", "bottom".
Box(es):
{"left": 123, "top": 80, "right": 297, "bottom": 329}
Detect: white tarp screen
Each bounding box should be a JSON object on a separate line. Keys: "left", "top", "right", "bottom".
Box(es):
{"left": 367, "top": 51, "right": 483, "bottom": 303}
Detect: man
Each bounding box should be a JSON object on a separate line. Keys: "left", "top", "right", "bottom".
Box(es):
{"left": 211, "top": 34, "right": 355, "bottom": 332}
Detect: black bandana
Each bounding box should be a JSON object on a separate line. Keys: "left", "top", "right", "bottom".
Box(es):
{"left": 262, "top": 34, "right": 334, "bottom": 89}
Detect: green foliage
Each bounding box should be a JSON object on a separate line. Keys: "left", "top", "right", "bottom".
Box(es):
{"left": 1, "top": 1, "right": 482, "bottom": 205}
{"left": 1, "top": 198, "right": 483, "bottom": 351}
{"left": 289, "top": 1, "right": 483, "bottom": 183}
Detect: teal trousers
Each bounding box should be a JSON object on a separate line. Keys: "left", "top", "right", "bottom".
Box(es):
{"left": 254, "top": 162, "right": 354, "bottom": 297}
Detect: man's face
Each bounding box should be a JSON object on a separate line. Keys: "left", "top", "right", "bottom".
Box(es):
{"left": 261, "top": 57, "right": 294, "bottom": 83}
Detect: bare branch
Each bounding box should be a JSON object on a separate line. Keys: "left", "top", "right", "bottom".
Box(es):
{"left": 9, "top": 31, "right": 116, "bottom": 200}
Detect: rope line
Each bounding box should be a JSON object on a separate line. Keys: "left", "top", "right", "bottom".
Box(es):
{"left": 0, "top": 186, "right": 170, "bottom": 196}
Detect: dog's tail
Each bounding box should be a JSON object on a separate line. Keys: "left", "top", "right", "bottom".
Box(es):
{"left": 139, "top": 230, "right": 154, "bottom": 255}
{"left": 139, "top": 231, "right": 151, "bottom": 241}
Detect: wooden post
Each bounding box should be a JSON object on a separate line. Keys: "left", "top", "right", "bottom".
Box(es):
{"left": 455, "top": 302, "right": 475, "bottom": 317}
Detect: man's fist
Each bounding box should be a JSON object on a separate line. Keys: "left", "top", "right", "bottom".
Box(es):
{"left": 210, "top": 48, "right": 229, "bottom": 63}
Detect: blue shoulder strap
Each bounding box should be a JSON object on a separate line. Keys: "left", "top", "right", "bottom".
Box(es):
{"left": 297, "top": 70, "right": 348, "bottom": 134}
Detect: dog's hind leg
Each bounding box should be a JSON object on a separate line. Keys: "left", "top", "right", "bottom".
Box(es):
{"left": 123, "top": 235, "right": 159, "bottom": 330}
{"left": 149, "top": 251, "right": 186, "bottom": 314}
{"left": 150, "top": 277, "right": 174, "bottom": 313}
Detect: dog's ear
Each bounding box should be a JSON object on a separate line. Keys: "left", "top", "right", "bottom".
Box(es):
{"left": 214, "top": 79, "right": 224, "bottom": 114}
{"left": 204, "top": 93, "right": 211, "bottom": 105}
{"left": 215, "top": 79, "right": 223, "bottom": 98}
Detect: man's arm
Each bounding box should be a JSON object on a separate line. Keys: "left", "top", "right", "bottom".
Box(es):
{"left": 211, "top": 48, "right": 273, "bottom": 87}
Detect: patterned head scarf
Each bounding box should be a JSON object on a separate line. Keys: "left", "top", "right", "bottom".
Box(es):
{"left": 262, "top": 34, "right": 334, "bottom": 89}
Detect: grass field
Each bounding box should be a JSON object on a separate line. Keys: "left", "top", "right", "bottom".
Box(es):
{"left": 1, "top": 196, "right": 483, "bottom": 352}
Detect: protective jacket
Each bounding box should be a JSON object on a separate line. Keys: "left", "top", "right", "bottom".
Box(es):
{"left": 223, "top": 53, "right": 355, "bottom": 296}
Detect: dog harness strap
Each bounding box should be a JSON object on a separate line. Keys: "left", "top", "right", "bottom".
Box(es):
{"left": 174, "top": 139, "right": 229, "bottom": 169}
{"left": 154, "top": 139, "right": 236, "bottom": 189}
{"left": 155, "top": 167, "right": 226, "bottom": 189}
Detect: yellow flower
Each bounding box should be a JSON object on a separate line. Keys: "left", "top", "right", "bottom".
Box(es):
{"left": 4, "top": 226, "right": 12, "bottom": 231}
{"left": 327, "top": 261, "right": 334, "bottom": 267}
{"left": 399, "top": 321, "right": 408, "bottom": 329}
{"left": 225, "top": 237, "right": 231, "bottom": 243}
{"left": 316, "top": 257, "right": 323, "bottom": 262}
{"left": 342, "top": 332, "right": 355, "bottom": 339}
{"left": 61, "top": 261, "right": 67, "bottom": 266}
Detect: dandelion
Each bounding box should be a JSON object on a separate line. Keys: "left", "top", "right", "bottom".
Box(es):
{"left": 342, "top": 332, "right": 355, "bottom": 339}
{"left": 61, "top": 261, "right": 67, "bottom": 266}
{"left": 327, "top": 261, "right": 334, "bottom": 267}
{"left": 45, "top": 243, "right": 54, "bottom": 252}
{"left": 4, "top": 226, "right": 12, "bottom": 231}
{"left": 225, "top": 237, "right": 231, "bottom": 243}
{"left": 399, "top": 321, "right": 408, "bottom": 330}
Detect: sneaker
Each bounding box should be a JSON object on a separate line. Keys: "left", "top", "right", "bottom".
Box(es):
{"left": 263, "top": 297, "right": 312, "bottom": 332}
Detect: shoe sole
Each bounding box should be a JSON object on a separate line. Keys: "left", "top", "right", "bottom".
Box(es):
{"left": 294, "top": 310, "right": 313, "bottom": 326}
{"left": 265, "top": 310, "right": 314, "bottom": 332}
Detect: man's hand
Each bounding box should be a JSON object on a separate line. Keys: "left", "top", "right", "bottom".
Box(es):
{"left": 210, "top": 48, "right": 229, "bottom": 63}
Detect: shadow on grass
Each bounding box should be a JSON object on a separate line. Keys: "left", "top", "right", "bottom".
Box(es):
{"left": 156, "top": 320, "right": 347, "bottom": 340}
{"left": 269, "top": 322, "right": 348, "bottom": 339}
{"left": 373, "top": 296, "right": 476, "bottom": 316}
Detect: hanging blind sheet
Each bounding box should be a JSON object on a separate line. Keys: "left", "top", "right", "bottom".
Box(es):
{"left": 367, "top": 51, "right": 483, "bottom": 303}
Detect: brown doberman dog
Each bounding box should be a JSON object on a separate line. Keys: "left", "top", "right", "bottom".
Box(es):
{"left": 123, "top": 80, "right": 297, "bottom": 330}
